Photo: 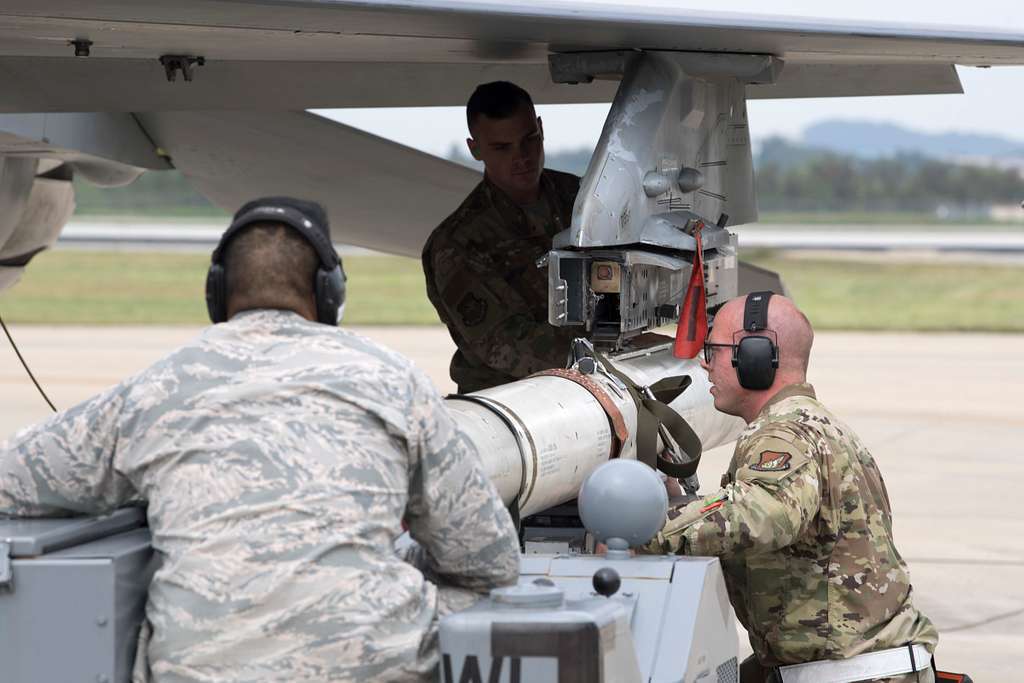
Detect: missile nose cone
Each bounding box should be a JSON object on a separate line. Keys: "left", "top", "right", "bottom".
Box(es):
{"left": 578, "top": 459, "right": 669, "bottom": 550}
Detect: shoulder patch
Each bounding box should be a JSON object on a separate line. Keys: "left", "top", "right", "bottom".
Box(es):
{"left": 750, "top": 450, "right": 792, "bottom": 472}
{"left": 457, "top": 292, "right": 488, "bottom": 327}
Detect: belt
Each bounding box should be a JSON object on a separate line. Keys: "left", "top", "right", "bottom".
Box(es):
{"left": 777, "top": 644, "right": 931, "bottom": 683}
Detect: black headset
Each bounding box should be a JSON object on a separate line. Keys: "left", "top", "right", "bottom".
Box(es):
{"left": 732, "top": 291, "right": 779, "bottom": 390}
{"left": 205, "top": 197, "right": 346, "bottom": 325}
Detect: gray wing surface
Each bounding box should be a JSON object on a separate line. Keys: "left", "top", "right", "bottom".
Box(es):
{"left": 0, "top": 0, "right": 1022, "bottom": 113}
{"left": 0, "top": 0, "right": 1023, "bottom": 265}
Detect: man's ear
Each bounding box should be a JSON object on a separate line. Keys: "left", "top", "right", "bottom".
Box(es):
{"left": 466, "top": 137, "right": 481, "bottom": 161}
{"left": 537, "top": 116, "right": 544, "bottom": 140}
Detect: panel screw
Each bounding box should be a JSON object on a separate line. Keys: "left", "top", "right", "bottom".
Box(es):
{"left": 96, "top": 615, "right": 108, "bottom": 627}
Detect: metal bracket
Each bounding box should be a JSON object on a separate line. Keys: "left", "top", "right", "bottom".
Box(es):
{"left": 545, "top": 49, "right": 770, "bottom": 347}
{"left": 0, "top": 540, "right": 12, "bottom": 590}
{"left": 554, "top": 50, "right": 781, "bottom": 250}
{"left": 69, "top": 38, "right": 92, "bottom": 58}
{"left": 570, "top": 337, "right": 629, "bottom": 393}
{"left": 159, "top": 55, "right": 206, "bottom": 83}
{"left": 549, "top": 50, "right": 636, "bottom": 84}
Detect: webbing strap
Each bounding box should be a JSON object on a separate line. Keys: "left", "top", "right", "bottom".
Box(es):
{"left": 593, "top": 351, "right": 703, "bottom": 479}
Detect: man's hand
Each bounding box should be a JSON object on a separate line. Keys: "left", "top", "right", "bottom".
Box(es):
{"left": 664, "top": 476, "right": 683, "bottom": 498}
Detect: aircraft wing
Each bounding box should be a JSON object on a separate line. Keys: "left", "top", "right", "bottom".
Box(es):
{"left": 2, "top": 1, "right": 1024, "bottom": 277}
{"left": 2, "top": 0, "right": 1024, "bottom": 113}
{"left": 136, "top": 111, "right": 481, "bottom": 257}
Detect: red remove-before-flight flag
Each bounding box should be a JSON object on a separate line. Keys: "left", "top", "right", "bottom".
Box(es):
{"left": 673, "top": 223, "right": 708, "bottom": 359}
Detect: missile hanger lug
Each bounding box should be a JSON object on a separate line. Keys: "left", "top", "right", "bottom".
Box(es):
{"left": 160, "top": 55, "right": 206, "bottom": 83}
{"left": 69, "top": 39, "right": 92, "bottom": 57}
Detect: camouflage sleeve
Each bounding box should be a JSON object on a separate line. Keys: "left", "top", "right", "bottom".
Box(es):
{"left": 643, "top": 432, "right": 821, "bottom": 557}
{"left": 0, "top": 383, "right": 140, "bottom": 517}
{"left": 428, "top": 243, "right": 572, "bottom": 377}
{"left": 403, "top": 369, "right": 520, "bottom": 591}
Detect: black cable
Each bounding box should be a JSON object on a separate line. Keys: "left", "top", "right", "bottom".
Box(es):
{"left": 0, "top": 313, "right": 57, "bottom": 412}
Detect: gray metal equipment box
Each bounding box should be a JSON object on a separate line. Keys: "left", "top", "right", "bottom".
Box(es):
{"left": 0, "top": 508, "right": 155, "bottom": 683}
{"left": 440, "top": 553, "right": 740, "bottom": 683}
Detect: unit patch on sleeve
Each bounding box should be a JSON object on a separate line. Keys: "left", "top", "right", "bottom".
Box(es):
{"left": 749, "top": 450, "right": 792, "bottom": 472}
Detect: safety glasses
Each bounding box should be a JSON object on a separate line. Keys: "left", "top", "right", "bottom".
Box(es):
{"left": 702, "top": 341, "right": 738, "bottom": 364}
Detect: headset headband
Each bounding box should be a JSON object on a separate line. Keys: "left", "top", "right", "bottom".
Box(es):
{"left": 743, "top": 291, "right": 774, "bottom": 332}
{"left": 211, "top": 204, "right": 339, "bottom": 270}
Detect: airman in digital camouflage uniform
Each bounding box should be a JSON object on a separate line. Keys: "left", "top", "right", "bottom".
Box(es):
{"left": 0, "top": 197, "right": 520, "bottom": 683}
{"left": 643, "top": 294, "right": 938, "bottom": 683}
{"left": 422, "top": 81, "right": 581, "bottom": 393}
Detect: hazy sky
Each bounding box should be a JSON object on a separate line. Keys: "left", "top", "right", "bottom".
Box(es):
{"left": 316, "top": 1, "right": 1024, "bottom": 156}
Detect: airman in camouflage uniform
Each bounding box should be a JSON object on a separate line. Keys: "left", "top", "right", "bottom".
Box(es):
{"left": 643, "top": 294, "right": 937, "bottom": 683}
{"left": 0, "top": 198, "right": 520, "bottom": 683}
{"left": 424, "top": 169, "right": 581, "bottom": 392}
{"left": 422, "top": 81, "right": 581, "bottom": 393}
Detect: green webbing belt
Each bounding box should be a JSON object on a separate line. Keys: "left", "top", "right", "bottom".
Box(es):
{"left": 594, "top": 351, "right": 704, "bottom": 479}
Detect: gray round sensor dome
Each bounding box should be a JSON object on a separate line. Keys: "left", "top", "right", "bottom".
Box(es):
{"left": 578, "top": 459, "right": 669, "bottom": 547}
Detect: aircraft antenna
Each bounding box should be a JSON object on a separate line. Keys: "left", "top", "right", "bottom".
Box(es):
{"left": 0, "top": 313, "right": 57, "bottom": 412}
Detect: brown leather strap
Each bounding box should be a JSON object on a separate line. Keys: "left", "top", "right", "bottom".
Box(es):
{"left": 529, "top": 368, "right": 629, "bottom": 458}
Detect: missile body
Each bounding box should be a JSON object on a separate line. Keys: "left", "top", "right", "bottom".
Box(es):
{"left": 445, "top": 344, "right": 744, "bottom": 517}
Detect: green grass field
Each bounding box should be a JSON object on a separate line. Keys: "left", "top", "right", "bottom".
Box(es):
{"left": 748, "top": 252, "right": 1024, "bottom": 331}
{"left": 0, "top": 251, "right": 442, "bottom": 325}
{"left": 1, "top": 249, "right": 1022, "bottom": 331}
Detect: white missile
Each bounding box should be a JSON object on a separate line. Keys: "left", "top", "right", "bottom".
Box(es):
{"left": 445, "top": 342, "right": 744, "bottom": 518}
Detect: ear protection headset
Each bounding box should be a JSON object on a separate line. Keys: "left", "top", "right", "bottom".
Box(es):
{"left": 732, "top": 291, "right": 779, "bottom": 390}
{"left": 205, "top": 198, "right": 346, "bottom": 325}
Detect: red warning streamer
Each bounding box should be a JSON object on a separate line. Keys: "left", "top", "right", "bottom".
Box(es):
{"left": 672, "top": 222, "right": 708, "bottom": 359}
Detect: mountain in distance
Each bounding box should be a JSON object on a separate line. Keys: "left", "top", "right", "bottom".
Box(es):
{"left": 802, "top": 120, "right": 1024, "bottom": 160}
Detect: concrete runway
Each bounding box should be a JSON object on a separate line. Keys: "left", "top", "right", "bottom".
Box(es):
{"left": 1, "top": 324, "right": 1021, "bottom": 680}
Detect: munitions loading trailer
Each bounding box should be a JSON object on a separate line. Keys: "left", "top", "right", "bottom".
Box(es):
{"left": 0, "top": 508, "right": 155, "bottom": 683}
{"left": 1, "top": 463, "right": 740, "bottom": 683}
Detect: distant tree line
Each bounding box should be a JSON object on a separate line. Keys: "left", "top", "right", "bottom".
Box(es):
{"left": 753, "top": 138, "right": 1024, "bottom": 213}
{"left": 536, "top": 138, "right": 1024, "bottom": 215}
{"left": 69, "top": 138, "right": 1024, "bottom": 218}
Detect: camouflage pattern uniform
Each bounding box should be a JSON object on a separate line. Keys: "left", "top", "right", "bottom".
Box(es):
{"left": 643, "top": 383, "right": 937, "bottom": 682}
{"left": 422, "top": 169, "right": 581, "bottom": 393}
{"left": 0, "top": 309, "right": 520, "bottom": 683}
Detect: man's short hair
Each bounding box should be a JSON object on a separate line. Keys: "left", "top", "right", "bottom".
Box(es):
{"left": 466, "top": 81, "right": 535, "bottom": 132}
{"left": 223, "top": 222, "right": 319, "bottom": 316}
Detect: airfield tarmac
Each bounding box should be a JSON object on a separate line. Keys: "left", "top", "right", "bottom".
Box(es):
{"left": 0, "top": 325, "right": 1021, "bottom": 681}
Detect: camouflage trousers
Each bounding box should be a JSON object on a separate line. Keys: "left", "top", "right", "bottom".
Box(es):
{"left": 740, "top": 655, "right": 937, "bottom": 683}
{"left": 131, "top": 585, "right": 481, "bottom": 683}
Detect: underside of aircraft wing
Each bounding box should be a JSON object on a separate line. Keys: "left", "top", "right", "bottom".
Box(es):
{"left": 1, "top": 1, "right": 1022, "bottom": 113}
{"left": 136, "top": 111, "right": 481, "bottom": 257}
{"left": 1, "top": 1, "right": 1022, "bottom": 284}
{"left": 0, "top": 59, "right": 966, "bottom": 113}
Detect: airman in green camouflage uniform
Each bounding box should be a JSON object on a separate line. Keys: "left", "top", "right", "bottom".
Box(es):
{"left": 423, "top": 169, "right": 581, "bottom": 392}
{"left": 422, "top": 81, "right": 581, "bottom": 393}
{"left": 643, "top": 294, "right": 937, "bottom": 683}
{"left": 1, "top": 200, "right": 520, "bottom": 683}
